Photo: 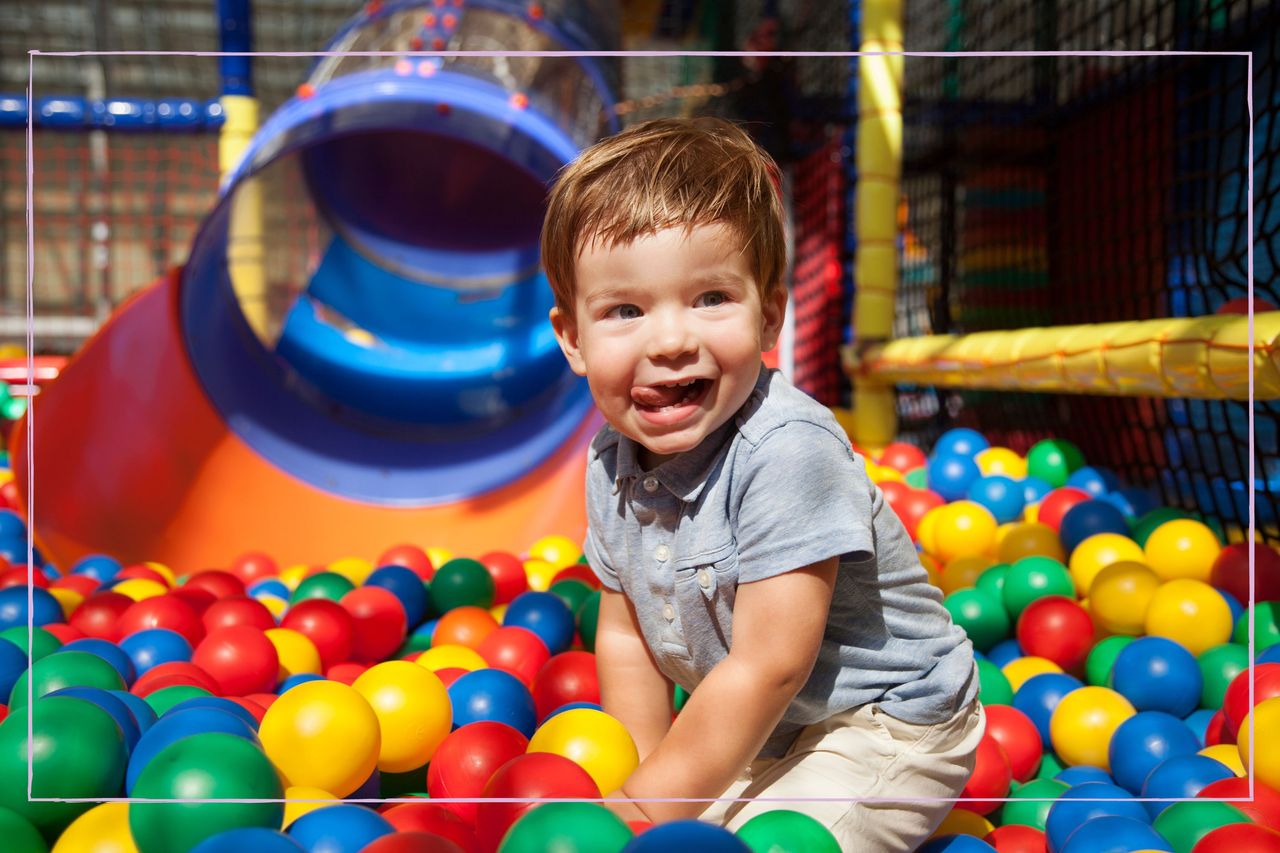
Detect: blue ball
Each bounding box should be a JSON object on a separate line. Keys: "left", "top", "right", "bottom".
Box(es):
{"left": 1058, "top": 815, "right": 1171, "bottom": 853}
{"left": 0, "top": 538, "right": 41, "bottom": 567}
{"left": 247, "top": 578, "right": 290, "bottom": 599}
{"left": 126, "top": 707, "right": 260, "bottom": 794}
{"left": 0, "top": 637, "right": 27, "bottom": 699}
{"left": 1099, "top": 487, "right": 1159, "bottom": 522}
{"left": 968, "top": 476, "right": 1026, "bottom": 524}
{"left": 1216, "top": 589, "right": 1244, "bottom": 627}
{"left": 1183, "top": 708, "right": 1216, "bottom": 747}
{"left": 47, "top": 686, "right": 143, "bottom": 752}
{"left": 71, "top": 554, "right": 122, "bottom": 583}
{"left": 287, "top": 804, "right": 393, "bottom": 853}
{"left": 503, "top": 591, "right": 575, "bottom": 655}
{"left": 364, "top": 565, "right": 429, "bottom": 628}
{"left": 119, "top": 628, "right": 193, "bottom": 676}
{"left": 928, "top": 454, "right": 982, "bottom": 502}
{"left": 1140, "top": 754, "right": 1236, "bottom": 819}
{"left": 1110, "top": 637, "right": 1202, "bottom": 718}
{"left": 621, "top": 819, "right": 752, "bottom": 852}
{"left": 164, "top": 696, "right": 260, "bottom": 731}
{"left": 1045, "top": 782, "right": 1151, "bottom": 852}
{"left": 191, "top": 828, "right": 305, "bottom": 853}
{"left": 280, "top": 673, "right": 326, "bottom": 693}
{"left": 1259, "top": 644, "right": 1280, "bottom": 666}
{"left": 987, "top": 638, "right": 1025, "bottom": 669}
{"left": 109, "top": 688, "right": 158, "bottom": 736}
{"left": 1014, "top": 673, "right": 1085, "bottom": 748}
{"left": 917, "top": 835, "right": 998, "bottom": 853}
{"left": 544, "top": 701, "right": 603, "bottom": 721}
{"left": 1021, "top": 476, "right": 1054, "bottom": 505}
{"left": 933, "top": 428, "right": 991, "bottom": 460}
{"left": 0, "top": 584, "right": 63, "bottom": 630}
{"left": 62, "top": 637, "right": 137, "bottom": 686}
{"left": 0, "top": 510, "right": 25, "bottom": 540}
{"left": 1066, "top": 466, "right": 1121, "bottom": 498}
{"left": 447, "top": 668, "right": 537, "bottom": 737}
{"left": 1055, "top": 765, "right": 1114, "bottom": 787}
{"left": 1107, "top": 711, "right": 1202, "bottom": 795}
{"left": 1059, "top": 500, "right": 1131, "bottom": 554}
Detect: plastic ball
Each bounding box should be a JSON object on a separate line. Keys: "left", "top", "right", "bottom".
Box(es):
{"left": 202, "top": 596, "right": 276, "bottom": 633}
{"left": 1054, "top": 765, "right": 1113, "bottom": 786}
{"left": 957, "top": 734, "right": 1013, "bottom": 814}
{"left": 1141, "top": 579, "right": 1233, "bottom": 657}
{"left": 1016, "top": 596, "right": 1095, "bottom": 672}
{"left": 1237, "top": 697, "right": 1280, "bottom": 791}
{"left": 1003, "top": 557, "right": 1076, "bottom": 619}
{"left": 1085, "top": 635, "right": 1134, "bottom": 687}
{"left": 291, "top": 571, "right": 355, "bottom": 605}
{"left": 976, "top": 447, "right": 1027, "bottom": 479}
{"left": 1198, "top": 776, "right": 1280, "bottom": 833}
{"left": 191, "top": 625, "right": 279, "bottom": 696}
{"left": 1198, "top": 744, "right": 1245, "bottom": 776}
{"left": 940, "top": 556, "right": 996, "bottom": 595}
{"left": 932, "top": 807, "right": 996, "bottom": 839}
{"left": 59, "top": 637, "right": 136, "bottom": 687}
{"left": 1013, "top": 671, "right": 1081, "bottom": 746}
{"left": 10, "top": 649, "right": 126, "bottom": 709}
{"left": 1036, "top": 488, "right": 1093, "bottom": 534}
{"left": 1026, "top": 439, "right": 1085, "bottom": 487}
{"left": 918, "top": 835, "right": 997, "bottom": 852}
{"left": 125, "top": 705, "right": 260, "bottom": 793}
{"left": 1210, "top": 541, "right": 1280, "bottom": 605}
{"left": 496, "top": 802, "right": 632, "bottom": 852}
{"left": 189, "top": 828, "right": 306, "bottom": 853}
{"left": 1144, "top": 520, "right": 1222, "bottom": 583}
{"left": 381, "top": 802, "right": 476, "bottom": 850}
{"left": 365, "top": 565, "right": 430, "bottom": 628}
{"left": 1049, "top": 685, "right": 1136, "bottom": 770}
{"left": 977, "top": 658, "right": 1015, "bottom": 706}
{"left": 1154, "top": 801, "right": 1251, "bottom": 853}
{"left": 997, "top": 523, "right": 1066, "bottom": 564}
{"left": 1044, "top": 782, "right": 1152, "bottom": 852}
{"left": 976, "top": 564, "right": 1011, "bottom": 603}
{"left": 1200, "top": 644, "right": 1251, "bottom": 718}
{"left": 258, "top": 680, "right": 380, "bottom": 797}
{"left": 286, "top": 804, "right": 392, "bottom": 853}
{"left": 968, "top": 476, "right": 1027, "bottom": 525}
{"left": 1142, "top": 753, "right": 1242, "bottom": 824}
{"left": 473, "top": 752, "right": 602, "bottom": 853}
{"left": 999, "top": 777, "right": 1068, "bottom": 832}
{"left": 503, "top": 591, "right": 576, "bottom": 656}
{"left": 528, "top": 707, "right": 638, "bottom": 796}
{"left": 1111, "top": 636, "right": 1203, "bottom": 717}
{"left": 0, "top": 585, "right": 64, "bottom": 632}
{"left": 880, "top": 442, "right": 929, "bottom": 473}
{"left": 983, "top": 705, "right": 1043, "bottom": 782}
{"left": 279, "top": 598, "right": 354, "bottom": 670}
{"left": 477, "top": 625, "right": 552, "bottom": 687}
{"left": 480, "top": 551, "right": 531, "bottom": 606}
{"left": 896, "top": 489, "right": 947, "bottom": 541}
{"left": 1189, "top": 823, "right": 1280, "bottom": 852}
{"left": 447, "top": 668, "right": 537, "bottom": 736}
{"left": 932, "top": 428, "right": 989, "bottom": 459}
{"left": 341, "top": 586, "right": 408, "bottom": 663}
{"left": 1223, "top": 661, "right": 1280, "bottom": 740}
{"left": 352, "top": 661, "right": 451, "bottom": 772}
{"left": 262, "top": 627, "right": 321, "bottom": 681}
{"left": 929, "top": 454, "right": 983, "bottom": 502}
{"left": 417, "top": 644, "right": 487, "bottom": 673}
{"left": 932, "top": 502, "right": 999, "bottom": 564}
{"left": 1108, "top": 711, "right": 1203, "bottom": 795}
{"left": 431, "top": 558, "right": 496, "bottom": 612}
{"left": 378, "top": 544, "right": 435, "bottom": 581}
{"left": 1238, "top": 602, "right": 1280, "bottom": 650}
{"left": 1060, "top": 501, "right": 1131, "bottom": 555}
{"left": 1089, "top": 562, "right": 1161, "bottom": 635}
{"left": 433, "top": 605, "right": 500, "bottom": 650}
{"left": 945, "top": 589, "right": 1011, "bottom": 653}
{"left": 982, "top": 824, "right": 1045, "bottom": 853}
{"left": 1062, "top": 815, "right": 1172, "bottom": 853}
{"left": 427, "top": 721, "right": 529, "bottom": 824}
{"left": 733, "top": 809, "right": 841, "bottom": 853}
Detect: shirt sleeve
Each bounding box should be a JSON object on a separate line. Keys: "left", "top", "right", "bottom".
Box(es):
{"left": 582, "top": 527, "right": 622, "bottom": 592}
{"left": 581, "top": 444, "right": 624, "bottom": 593}
{"left": 733, "top": 422, "right": 876, "bottom": 584}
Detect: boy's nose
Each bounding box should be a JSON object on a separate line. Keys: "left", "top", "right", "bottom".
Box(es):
{"left": 647, "top": 316, "right": 698, "bottom": 360}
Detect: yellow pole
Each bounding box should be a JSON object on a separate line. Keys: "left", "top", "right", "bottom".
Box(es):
{"left": 849, "top": 312, "right": 1280, "bottom": 400}
{"left": 220, "top": 94, "right": 270, "bottom": 342}
{"left": 851, "top": 0, "right": 904, "bottom": 449}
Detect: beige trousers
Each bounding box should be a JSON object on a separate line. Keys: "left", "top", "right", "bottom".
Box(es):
{"left": 699, "top": 700, "right": 985, "bottom": 853}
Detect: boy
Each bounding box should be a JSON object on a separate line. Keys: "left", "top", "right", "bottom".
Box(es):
{"left": 542, "top": 116, "right": 982, "bottom": 851}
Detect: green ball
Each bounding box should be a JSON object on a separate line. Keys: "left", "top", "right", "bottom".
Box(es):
{"left": 1026, "top": 439, "right": 1084, "bottom": 487}
{"left": 1234, "top": 601, "right": 1280, "bottom": 649}
{"left": 1152, "top": 801, "right": 1251, "bottom": 853}
{"left": 129, "top": 732, "right": 283, "bottom": 853}
{"left": 549, "top": 579, "right": 593, "bottom": 616}
{"left": 1000, "top": 777, "right": 1068, "bottom": 830}
{"left": 9, "top": 650, "right": 126, "bottom": 709}
{"left": 0, "top": 806, "right": 45, "bottom": 852}
{"left": 576, "top": 590, "right": 600, "bottom": 653}
{"left": 144, "top": 684, "right": 213, "bottom": 716}
{"left": 1002, "top": 557, "right": 1075, "bottom": 619}
{"left": 289, "top": 571, "right": 355, "bottom": 604}
{"left": 976, "top": 563, "right": 1011, "bottom": 603}
{"left": 944, "top": 588, "right": 1011, "bottom": 653}
{"left": 396, "top": 630, "right": 435, "bottom": 657}
{"left": 674, "top": 683, "right": 690, "bottom": 712}
{"left": 0, "top": 696, "right": 128, "bottom": 841}
{"left": 1087, "top": 635, "right": 1134, "bottom": 687}
{"left": 1198, "top": 643, "right": 1250, "bottom": 709}
{"left": 905, "top": 466, "right": 928, "bottom": 488}
{"left": 431, "top": 558, "right": 496, "bottom": 612}
{"left": 977, "top": 658, "right": 1014, "bottom": 706}
{"left": 1131, "top": 507, "right": 1190, "bottom": 547}
{"left": 0, "top": 627, "right": 60, "bottom": 663}
{"left": 498, "top": 802, "right": 632, "bottom": 853}
{"left": 1034, "top": 750, "right": 1067, "bottom": 781}
{"left": 735, "top": 809, "right": 840, "bottom": 853}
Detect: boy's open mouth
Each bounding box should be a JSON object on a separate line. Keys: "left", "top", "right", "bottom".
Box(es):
{"left": 632, "top": 378, "right": 711, "bottom": 413}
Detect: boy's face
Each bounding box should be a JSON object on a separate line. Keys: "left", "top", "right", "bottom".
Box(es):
{"left": 551, "top": 222, "right": 786, "bottom": 468}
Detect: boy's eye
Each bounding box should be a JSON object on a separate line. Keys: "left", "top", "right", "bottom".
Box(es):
{"left": 608, "top": 304, "right": 641, "bottom": 320}
{"left": 698, "top": 291, "right": 728, "bottom": 308}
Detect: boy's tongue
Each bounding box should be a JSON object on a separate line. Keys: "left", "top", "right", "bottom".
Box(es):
{"left": 633, "top": 383, "right": 692, "bottom": 409}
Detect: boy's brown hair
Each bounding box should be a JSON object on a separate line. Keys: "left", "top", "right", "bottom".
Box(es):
{"left": 541, "top": 116, "right": 787, "bottom": 317}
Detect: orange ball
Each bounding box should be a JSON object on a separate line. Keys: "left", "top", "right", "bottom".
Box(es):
{"left": 432, "top": 605, "right": 499, "bottom": 650}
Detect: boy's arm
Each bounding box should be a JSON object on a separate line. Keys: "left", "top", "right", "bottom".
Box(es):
{"left": 617, "top": 556, "right": 838, "bottom": 822}
{"left": 596, "top": 587, "right": 675, "bottom": 764}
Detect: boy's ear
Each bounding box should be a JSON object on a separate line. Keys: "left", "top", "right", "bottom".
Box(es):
{"left": 550, "top": 306, "right": 588, "bottom": 377}
{"left": 760, "top": 284, "right": 788, "bottom": 352}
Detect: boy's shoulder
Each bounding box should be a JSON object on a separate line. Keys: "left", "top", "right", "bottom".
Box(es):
{"left": 734, "top": 369, "right": 852, "bottom": 452}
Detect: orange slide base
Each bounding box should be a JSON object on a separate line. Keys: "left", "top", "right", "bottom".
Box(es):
{"left": 11, "top": 270, "right": 598, "bottom": 572}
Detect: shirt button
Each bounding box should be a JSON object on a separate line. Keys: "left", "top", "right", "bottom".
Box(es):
{"left": 643, "top": 475, "right": 659, "bottom": 493}
{"left": 654, "top": 544, "right": 670, "bottom": 562}
{"left": 663, "top": 602, "right": 675, "bottom": 621}
{"left": 697, "top": 569, "right": 711, "bottom": 589}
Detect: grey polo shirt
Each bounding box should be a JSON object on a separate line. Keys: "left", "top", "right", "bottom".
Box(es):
{"left": 582, "top": 366, "right": 977, "bottom": 758}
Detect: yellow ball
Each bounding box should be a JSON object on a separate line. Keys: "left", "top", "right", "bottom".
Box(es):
{"left": 1050, "top": 686, "right": 1135, "bottom": 771}
{"left": 528, "top": 534, "right": 582, "bottom": 567}
{"left": 353, "top": 660, "right": 452, "bottom": 772}
{"left": 1143, "top": 519, "right": 1222, "bottom": 582}
{"left": 329, "top": 556, "right": 375, "bottom": 586}
{"left": 870, "top": 464, "right": 905, "bottom": 485}
{"left": 528, "top": 708, "right": 639, "bottom": 796}
{"left": 282, "top": 785, "right": 338, "bottom": 829}
{"left": 265, "top": 627, "right": 322, "bottom": 680}
{"left": 1003, "top": 656, "right": 1064, "bottom": 692}
{"left": 256, "top": 593, "right": 289, "bottom": 620}
{"left": 931, "top": 806, "right": 995, "bottom": 838}
{"left": 52, "top": 801, "right": 138, "bottom": 852}
{"left": 997, "top": 522, "right": 1065, "bottom": 564}
{"left": 933, "top": 501, "right": 998, "bottom": 564}
{"left": 917, "top": 505, "right": 946, "bottom": 555}
{"left": 416, "top": 644, "right": 487, "bottom": 673}
{"left": 258, "top": 680, "right": 381, "bottom": 797}
{"left": 920, "top": 553, "right": 942, "bottom": 588}
{"left": 1236, "top": 697, "right": 1280, "bottom": 790}
{"left": 111, "top": 578, "right": 167, "bottom": 601}
{"left": 1069, "top": 533, "right": 1146, "bottom": 596}
{"left": 1088, "top": 561, "right": 1160, "bottom": 636}
{"left": 939, "top": 555, "right": 996, "bottom": 595}
{"left": 490, "top": 603, "right": 508, "bottom": 622}
{"left": 142, "top": 562, "right": 176, "bottom": 587}
{"left": 279, "top": 564, "right": 314, "bottom": 591}
{"left": 1143, "top": 578, "right": 1233, "bottom": 656}
{"left": 1198, "top": 744, "right": 1245, "bottom": 777}
{"left": 977, "top": 447, "right": 1028, "bottom": 479}
{"left": 425, "top": 546, "right": 455, "bottom": 568}
{"left": 524, "top": 559, "right": 560, "bottom": 592}
{"left": 1024, "top": 503, "right": 1041, "bottom": 524}
{"left": 48, "top": 587, "right": 84, "bottom": 619}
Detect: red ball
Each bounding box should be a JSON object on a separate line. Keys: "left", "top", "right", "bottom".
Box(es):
{"left": 117, "top": 594, "right": 205, "bottom": 647}
{"left": 1212, "top": 542, "right": 1280, "bottom": 604}
{"left": 532, "top": 651, "right": 600, "bottom": 722}
{"left": 191, "top": 625, "right": 279, "bottom": 695}
{"left": 166, "top": 585, "right": 217, "bottom": 616}
{"left": 1217, "top": 296, "right": 1279, "bottom": 315}
{"left": 433, "top": 668, "right": 468, "bottom": 688}
{"left": 341, "top": 586, "right": 407, "bottom": 663}
{"left": 1205, "top": 708, "right": 1232, "bottom": 746}
{"left": 51, "top": 575, "right": 100, "bottom": 597}
{"left": 895, "top": 488, "right": 946, "bottom": 541}
{"left": 381, "top": 802, "right": 476, "bottom": 852}
{"left": 223, "top": 696, "right": 268, "bottom": 725}
{"left": 1015, "top": 596, "right": 1095, "bottom": 672}
{"left": 426, "top": 721, "right": 528, "bottom": 824}
{"left": 985, "top": 824, "right": 1048, "bottom": 853}
{"left": 281, "top": 598, "right": 355, "bottom": 669}
{"left": 115, "top": 564, "right": 169, "bottom": 586}
{"left": 325, "top": 661, "right": 368, "bottom": 684}
{"left": 0, "top": 566, "right": 47, "bottom": 589}
{"left": 478, "top": 551, "right": 529, "bottom": 606}
{"left": 879, "top": 442, "right": 928, "bottom": 473}
{"left": 202, "top": 596, "right": 277, "bottom": 634}
{"left": 130, "top": 661, "right": 220, "bottom": 697}
{"left": 182, "top": 570, "right": 247, "bottom": 601}
{"left": 362, "top": 833, "right": 465, "bottom": 853}
{"left": 1200, "top": 776, "right": 1280, "bottom": 832}
{"left": 982, "top": 705, "right": 1043, "bottom": 783}
{"left": 550, "top": 563, "right": 601, "bottom": 590}
{"left": 42, "top": 623, "right": 83, "bottom": 644}
{"left": 0, "top": 481, "right": 20, "bottom": 512}
{"left": 69, "top": 591, "right": 134, "bottom": 641}
{"left": 879, "top": 479, "right": 913, "bottom": 511}
{"left": 378, "top": 544, "right": 435, "bottom": 582}
{"left": 957, "top": 734, "right": 1011, "bottom": 814}
{"left": 226, "top": 551, "right": 278, "bottom": 585}
{"left": 475, "top": 752, "right": 601, "bottom": 853}
{"left": 1036, "top": 488, "right": 1092, "bottom": 532}
{"left": 1190, "top": 822, "right": 1280, "bottom": 852}
{"left": 244, "top": 692, "right": 279, "bottom": 712}
{"left": 477, "top": 626, "right": 551, "bottom": 687}
{"left": 1223, "top": 662, "right": 1280, "bottom": 739}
